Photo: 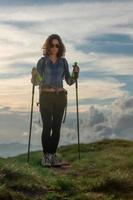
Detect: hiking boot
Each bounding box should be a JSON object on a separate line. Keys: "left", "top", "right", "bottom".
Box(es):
{"left": 41, "top": 153, "right": 52, "bottom": 167}
{"left": 51, "top": 153, "right": 62, "bottom": 166}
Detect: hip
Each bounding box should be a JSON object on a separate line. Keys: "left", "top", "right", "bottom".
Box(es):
{"left": 39, "top": 88, "right": 67, "bottom": 109}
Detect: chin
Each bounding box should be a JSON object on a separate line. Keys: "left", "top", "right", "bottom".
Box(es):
{"left": 54, "top": 52, "right": 58, "bottom": 55}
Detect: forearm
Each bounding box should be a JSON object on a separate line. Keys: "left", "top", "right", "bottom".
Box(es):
{"left": 67, "top": 71, "right": 76, "bottom": 85}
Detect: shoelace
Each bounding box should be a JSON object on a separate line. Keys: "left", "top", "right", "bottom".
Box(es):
{"left": 53, "top": 154, "right": 61, "bottom": 163}
{"left": 45, "top": 154, "right": 52, "bottom": 163}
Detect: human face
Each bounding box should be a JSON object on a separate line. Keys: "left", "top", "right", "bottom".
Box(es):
{"left": 50, "top": 39, "right": 60, "bottom": 56}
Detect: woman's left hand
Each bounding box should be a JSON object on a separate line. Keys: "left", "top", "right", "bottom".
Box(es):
{"left": 73, "top": 65, "right": 80, "bottom": 73}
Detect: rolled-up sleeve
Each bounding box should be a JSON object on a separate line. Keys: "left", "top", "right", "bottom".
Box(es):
{"left": 64, "top": 58, "right": 76, "bottom": 86}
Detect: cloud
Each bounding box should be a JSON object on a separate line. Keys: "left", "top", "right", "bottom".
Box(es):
{"left": 0, "top": 94, "right": 133, "bottom": 149}
{"left": 0, "top": 1, "right": 133, "bottom": 62}
{"left": 0, "top": 1, "right": 133, "bottom": 76}
{"left": 66, "top": 77, "right": 127, "bottom": 102}
{"left": 0, "top": 0, "right": 94, "bottom": 7}
{"left": 80, "top": 33, "right": 133, "bottom": 56}
{"left": 0, "top": 106, "right": 11, "bottom": 112}
{"left": 38, "top": 95, "right": 133, "bottom": 144}
{"left": 89, "top": 53, "right": 133, "bottom": 75}
{"left": 89, "top": 95, "right": 133, "bottom": 140}
{"left": 88, "top": 105, "right": 106, "bottom": 126}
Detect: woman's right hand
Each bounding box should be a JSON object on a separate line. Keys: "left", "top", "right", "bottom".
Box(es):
{"left": 31, "top": 67, "right": 38, "bottom": 76}
{"left": 31, "top": 67, "right": 38, "bottom": 84}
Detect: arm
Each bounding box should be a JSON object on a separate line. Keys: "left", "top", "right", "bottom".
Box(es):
{"left": 64, "top": 58, "right": 76, "bottom": 86}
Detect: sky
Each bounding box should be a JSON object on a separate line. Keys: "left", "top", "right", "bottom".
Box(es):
{"left": 0, "top": 0, "right": 133, "bottom": 150}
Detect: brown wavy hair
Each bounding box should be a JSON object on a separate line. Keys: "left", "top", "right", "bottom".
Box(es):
{"left": 41, "top": 34, "right": 66, "bottom": 58}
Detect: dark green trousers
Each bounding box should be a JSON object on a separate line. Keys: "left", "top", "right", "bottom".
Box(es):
{"left": 39, "top": 91, "right": 67, "bottom": 154}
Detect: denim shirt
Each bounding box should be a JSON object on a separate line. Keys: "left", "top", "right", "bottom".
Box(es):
{"left": 35, "top": 55, "right": 76, "bottom": 88}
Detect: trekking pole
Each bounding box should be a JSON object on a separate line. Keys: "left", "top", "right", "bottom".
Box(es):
{"left": 73, "top": 62, "right": 80, "bottom": 160}
{"left": 27, "top": 75, "right": 36, "bottom": 163}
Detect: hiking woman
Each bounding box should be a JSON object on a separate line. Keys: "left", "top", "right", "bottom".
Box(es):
{"left": 31, "top": 34, "right": 79, "bottom": 167}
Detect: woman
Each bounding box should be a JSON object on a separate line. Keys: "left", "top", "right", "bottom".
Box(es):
{"left": 31, "top": 34, "right": 79, "bottom": 167}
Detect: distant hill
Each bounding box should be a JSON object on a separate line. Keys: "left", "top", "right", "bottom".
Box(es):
{"left": 0, "top": 139, "right": 133, "bottom": 200}
{"left": 0, "top": 142, "right": 41, "bottom": 157}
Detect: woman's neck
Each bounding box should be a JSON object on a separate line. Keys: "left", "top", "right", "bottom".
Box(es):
{"left": 49, "top": 54, "right": 58, "bottom": 64}
{"left": 49, "top": 54, "right": 57, "bottom": 59}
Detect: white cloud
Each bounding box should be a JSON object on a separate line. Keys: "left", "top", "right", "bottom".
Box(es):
{"left": 0, "top": 1, "right": 133, "bottom": 70}
{"left": 0, "top": 94, "right": 133, "bottom": 151}
{"left": 90, "top": 53, "right": 133, "bottom": 75}
{"left": 65, "top": 77, "right": 127, "bottom": 102}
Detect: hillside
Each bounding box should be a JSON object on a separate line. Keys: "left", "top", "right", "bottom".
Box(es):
{"left": 0, "top": 139, "right": 133, "bottom": 200}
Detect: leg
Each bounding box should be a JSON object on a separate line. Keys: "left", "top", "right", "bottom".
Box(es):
{"left": 50, "top": 92, "right": 66, "bottom": 154}
{"left": 39, "top": 92, "right": 53, "bottom": 154}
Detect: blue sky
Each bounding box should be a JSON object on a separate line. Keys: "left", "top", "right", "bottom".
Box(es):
{"left": 0, "top": 0, "right": 133, "bottom": 146}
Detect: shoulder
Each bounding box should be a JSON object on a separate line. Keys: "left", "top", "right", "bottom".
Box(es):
{"left": 36, "top": 57, "right": 45, "bottom": 71}
{"left": 60, "top": 57, "right": 68, "bottom": 64}
{"left": 37, "top": 55, "right": 47, "bottom": 64}
{"left": 37, "top": 56, "right": 42, "bottom": 63}
{"left": 61, "top": 57, "right": 67, "bottom": 61}
{"left": 40, "top": 55, "right": 46, "bottom": 61}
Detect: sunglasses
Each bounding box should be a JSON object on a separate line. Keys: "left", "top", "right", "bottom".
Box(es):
{"left": 50, "top": 43, "right": 60, "bottom": 48}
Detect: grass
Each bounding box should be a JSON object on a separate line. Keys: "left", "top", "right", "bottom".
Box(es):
{"left": 0, "top": 138, "right": 133, "bottom": 199}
